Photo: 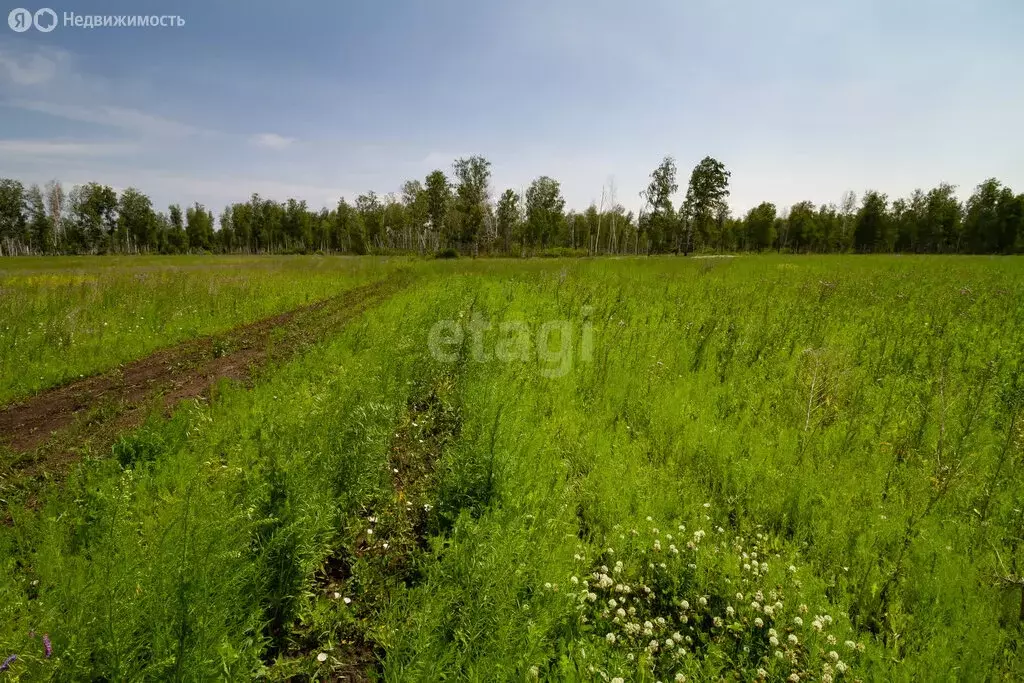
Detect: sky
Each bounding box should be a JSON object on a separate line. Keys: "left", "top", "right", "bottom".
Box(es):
{"left": 1, "top": 0, "right": 1023, "bottom": 218}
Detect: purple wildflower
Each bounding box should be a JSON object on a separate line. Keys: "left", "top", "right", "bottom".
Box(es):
{"left": 43, "top": 634, "right": 52, "bottom": 658}
{"left": 0, "top": 654, "right": 15, "bottom": 671}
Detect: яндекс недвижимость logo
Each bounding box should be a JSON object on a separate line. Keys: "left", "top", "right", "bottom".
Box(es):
{"left": 8, "top": 8, "right": 57, "bottom": 32}
{"left": 8, "top": 8, "right": 184, "bottom": 31}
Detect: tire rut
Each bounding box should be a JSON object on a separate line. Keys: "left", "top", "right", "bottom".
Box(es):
{"left": 0, "top": 274, "right": 411, "bottom": 479}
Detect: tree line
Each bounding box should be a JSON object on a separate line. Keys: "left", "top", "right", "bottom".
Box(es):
{"left": 1, "top": 155, "right": 1022, "bottom": 256}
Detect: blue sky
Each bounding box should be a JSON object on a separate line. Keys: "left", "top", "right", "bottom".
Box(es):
{"left": 1, "top": 0, "right": 1022, "bottom": 217}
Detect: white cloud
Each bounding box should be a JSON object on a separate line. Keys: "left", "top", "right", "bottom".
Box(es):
{"left": 0, "top": 139, "right": 137, "bottom": 156}
{"left": 251, "top": 133, "right": 295, "bottom": 149}
{"left": 0, "top": 47, "right": 63, "bottom": 86}
{"left": 10, "top": 100, "right": 204, "bottom": 138}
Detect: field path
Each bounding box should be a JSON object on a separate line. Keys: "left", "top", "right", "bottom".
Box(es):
{"left": 0, "top": 273, "right": 411, "bottom": 473}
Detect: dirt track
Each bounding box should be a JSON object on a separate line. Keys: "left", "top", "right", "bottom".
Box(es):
{"left": 0, "top": 275, "right": 409, "bottom": 475}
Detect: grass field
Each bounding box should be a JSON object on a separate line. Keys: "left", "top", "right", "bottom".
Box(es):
{"left": 0, "top": 256, "right": 402, "bottom": 404}
{"left": 1, "top": 255, "right": 1022, "bottom": 681}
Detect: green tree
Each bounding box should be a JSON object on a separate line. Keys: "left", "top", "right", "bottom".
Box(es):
{"left": 525, "top": 176, "right": 566, "bottom": 250}
{"left": 0, "top": 179, "right": 27, "bottom": 255}
{"left": 452, "top": 155, "right": 491, "bottom": 254}
{"left": 186, "top": 203, "right": 214, "bottom": 251}
{"left": 963, "top": 178, "right": 1018, "bottom": 253}
{"left": 401, "top": 180, "right": 429, "bottom": 253}
{"left": 495, "top": 189, "right": 521, "bottom": 254}
{"left": 68, "top": 183, "right": 117, "bottom": 253}
{"left": 218, "top": 206, "right": 234, "bottom": 252}
{"left": 118, "top": 188, "right": 157, "bottom": 252}
{"left": 744, "top": 202, "right": 776, "bottom": 252}
{"left": 854, "top": 191, "right": 889, "bottom": 253}
{"left": 25, "top": 184, "right": 52, "bottom": 253}
{"left": 167, "top": 204, "right": 188, "bottom": 252}
{"left": 785, "top": 201, "right": 817, "bottom": 252}
{"left": 681, "top": 156, "right": 731, "bottom": 253}
{"left": 424, "top": 170, "right": 451, "bottom": 250}
{"left": 922, "top": 183, "right": 961, "bottom": 253}
{"left": 640, "top": 156, "right": 679, "bottom": 252}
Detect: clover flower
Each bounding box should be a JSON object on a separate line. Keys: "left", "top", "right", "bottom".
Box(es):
{"left": 754, "top": 617, "right": 764, "bottom": 628}
{"left": 788, "top": 634, "right": 799, "bottom": 645}
{"left": 43, "top": 634, "right": 51, "bottom": 658}
{"left": 606, "top": 632, "right": 616, "bottom": 644}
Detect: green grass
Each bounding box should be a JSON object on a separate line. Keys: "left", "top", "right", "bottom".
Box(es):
{"left": 0, "top": 255, "right": 404, "bottom": 403}
{"left": 1, "top": 255, "right": 1022, "bottom": 681}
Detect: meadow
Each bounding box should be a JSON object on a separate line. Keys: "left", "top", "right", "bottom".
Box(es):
{"left": 0, "top": 255, "right": 401, "bottom": 404}
{"left": 0, "top": 255, "right": 1022, "bottom": 681}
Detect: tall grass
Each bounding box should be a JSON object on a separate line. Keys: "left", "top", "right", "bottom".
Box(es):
{"left": 0, "top": 255, "right": 402, "bottom": 403}
{"left": 0, "top": 255, "right": 1021, "bottom": 680}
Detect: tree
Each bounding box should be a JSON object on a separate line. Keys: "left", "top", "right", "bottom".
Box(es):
{"left": 785, "top": 201, "right": 817, "bottom": 252}
{"left": 401, "top": 180, "right": 428, "bottom": 253}
{"left": 0, "top": 179, "right": 27, "bottom": 255}
{"left": 452, "top": 155, "right": 491, "bottom": 254}
{"left": 744, "top": 202, "right": 776, "bottom": 252}
{"left": 854, "top": 191, "right": 888, "bottom": 253}
{"left": 25, "top": 184, "right": 52, "bottom": 253}
{"left": 218, "top": 206, "right": 234, "bottom": 252}
{"left": 641, "top": 156, "right": 679, "bottom": 252}
{"left": 283, "top": 198, "right": 312, "bottom": 251}
{"left": 962, "top": 178, "right": 1018, "bottom": 253}
{"left": 525, "top": 176, "right": 565, "bottom": 250}
{"left": 995, "top": 188, "right": 1024, "bottom": 253}
{"left": 118, "top": 188, "right": 158, "bottom": 252}
{"left": 681, "top": 156, "right": 731, "bottom": 254}
{"left": 424, "top": 170, "right": 452, "bottom": 251}
{"left": 68, "top": 183, "right": 117, "bottom": 253}
{"left": 185, "top": 203, "right": 214, "bottom": 251}
{"left": 495, "top": 189, "right": 521, "bottom": 254}
{"left": 167, "top": 204, "right": 188, "bottom": 252}
{"left": 44, "top": 180, "right": 65, "bottom": 249}
{"left": 923, "top": 183, "right": 961, "bottom": 253}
